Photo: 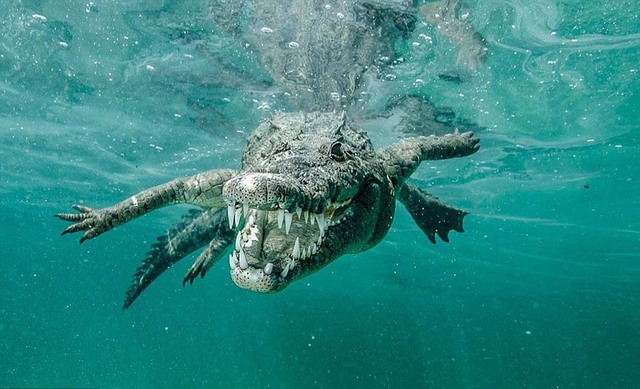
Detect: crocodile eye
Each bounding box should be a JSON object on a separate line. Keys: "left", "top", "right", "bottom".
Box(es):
{"left": 330, "top": 141, "right": 346, "bottom": 161}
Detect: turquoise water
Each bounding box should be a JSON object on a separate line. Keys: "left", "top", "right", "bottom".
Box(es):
{"left": 1, "top": 0, "right": 639, "bottom": 388}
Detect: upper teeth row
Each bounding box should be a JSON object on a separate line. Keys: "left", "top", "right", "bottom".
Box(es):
{"left": 227, "top": 203, "right": 328, "bottom": 236}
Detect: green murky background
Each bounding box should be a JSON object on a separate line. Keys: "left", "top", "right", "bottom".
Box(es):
{"left": 1, "top": 1, "right": 639, "bottom": 388}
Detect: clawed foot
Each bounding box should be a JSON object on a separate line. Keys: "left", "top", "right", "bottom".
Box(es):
{"left": 447, "top": 130, "right": 480, "bottom": 157}
{"left": 183, "top": 248, "right": 213, "bottom": 286}
{"left": 466, "top": 131, "right": 481, "bottom": 151}
{"left": 55, "top": 204, "right": 117, "bottom": 243}
{"left": 183, "top": 259, "right": 207, "bottom": 286}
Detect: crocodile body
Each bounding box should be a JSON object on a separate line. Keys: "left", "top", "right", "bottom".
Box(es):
{"left": 56, "top": 1, "right": 483, "bottom": 308}
{"left": 57, "top": 112, "right": 478, "bottom": 308}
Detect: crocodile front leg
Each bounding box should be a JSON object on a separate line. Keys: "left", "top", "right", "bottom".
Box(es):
{"left": 378, "top": 130, "right": 479, "bottom": 190}
{"left": 399, "top": 182, "right": 467, "bottom": 244}
{"left": 55, "top": 169, "right": 238, "bottom": 243}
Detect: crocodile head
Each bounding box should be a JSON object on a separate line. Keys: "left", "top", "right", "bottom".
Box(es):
{"left": 222, "top": 112, "right": 395, "bottom": 292}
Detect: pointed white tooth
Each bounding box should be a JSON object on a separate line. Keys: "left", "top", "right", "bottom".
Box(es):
{"left": 292, "top": 237, "right": 301, "bottom": 259}
{"left": 227, "top": 205, "right": 235, "bottom": 229}
{"left": 234, "top": 207, "right": 242, "bottom": 227}
{"left": 229, "top": 253, "right": 236, "bottom": 269}
{"left": 239, "top": 248, "right": 248, "bottom": 270}
{"left": 302, "top": 247, "right": 308, "bottom": 259}
{"left": 247, "top": 212, "right": 256, "bottom": 226}
{"left": 303, "top": 210, "right": 309, "bottom": 224}
{"left": 235, "top": 232, "right": 242, "bottom": 251}
{"left": 285, "top": 211, "right": 293, "bottom": 234}
{"left": 280, "top": 261, "right": 290, "bottom": 278}
{"left": 243, "top": 202, "right": 249, "bottom": 217}
{"left": 316, "top": 213, "right": 326, "bottom": 236}
{"left": 296, "top": 207, "right": 302, "bottom": 219}
{"left": 264, "top": 262, "right": 274, "bottom": 275}
{"left": 317, "top": 235, "right": 323, "bottom": 246}
{"left": 277, "top": 209, "right": 285, "bottom": 228}
{"left": 311, "top": 243, "right": 317, "bottom": 254}
{"left": 290, "top": 258, "right": 296, "bottom": 269}
{"left": 314, "top": 213, "right": 326, "bottom": 236}
{"left": 310, "top": 213, "right": 316, "bottom": 225}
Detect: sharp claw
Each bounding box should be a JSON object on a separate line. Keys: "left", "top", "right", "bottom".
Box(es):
{"left": 79, "top": 228, "right": 98, "bottom": 243}
{"left": 72, "top": 204, "right": 94, "bottom": 213}
{"left": 62, "top": 224, "right": 79, "bottom": 235}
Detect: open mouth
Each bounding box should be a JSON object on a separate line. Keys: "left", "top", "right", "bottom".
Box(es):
{"left": 225, "top": 199, "right": 351, "bottom": 291}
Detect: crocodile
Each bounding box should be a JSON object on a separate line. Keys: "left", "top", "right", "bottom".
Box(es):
{"left": 56, "top": 0, "right": 483, "bottom": 308}
{"left": 56, "top": 111, "right": 478, "bottom": 308}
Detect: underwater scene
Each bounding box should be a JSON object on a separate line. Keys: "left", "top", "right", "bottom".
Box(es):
{"left": 1, "top": 0, "right": 639, "bottom": 388}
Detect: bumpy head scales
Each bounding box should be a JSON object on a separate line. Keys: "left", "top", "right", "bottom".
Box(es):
{"left": 220, "top": 112, "right": 386, "bottom": 292}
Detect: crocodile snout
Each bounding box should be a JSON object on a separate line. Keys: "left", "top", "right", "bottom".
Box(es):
{"left": 223, "top": 173, "right": 306, "bottom": 211}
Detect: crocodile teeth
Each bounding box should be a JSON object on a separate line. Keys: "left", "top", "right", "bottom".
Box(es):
{"left": 311, "top": 243, "right": 317, "bottom": 254}
{"left": 310, "top": 213, "right": 316, "bottom": 225}
{"left": 316, "top": 213, "right": 326, "bottom": 236}
{"left": 264, "top": 262, "right": 274, "bottom": 275}
{"left": 227, "top": 205, "right": 235, "bottom": 229}
{"left": 296, "top": 207, "right": 302, "bottom": 219}
{"left": 303, "top": 210, "right": 309, "bottom": 224}
{"left": 290, "top": 258, "right": 296, "bottom": 269}
{"left": 239, "top": 248, "right": 248, "bottom": 270}
{"left": 234, "top": 207, "right": 242, "bottom": 228}
{"left": 302, "top": 247, "right": 308, "bottom": 259}
{"left": 292, "top": 237, "right": 301, "bottom": 259}
{"left": 242, "top": 202, "right": 249, "bottom": 218}
{"left": 285, "top": 212, "right": 293, "bottom": 234}
{"left": 235, "top": 232, "right": 242, "bottom": 251}
{"left": 229, "top": 252, "right": 237, "bottom": 270}
{"left": 280, "top": 261, "right": 290, "bottom": 278}
{"left": 246, "top": 213, "right": 256, "bottom": 226}
{"left": 277, "top": 209, "right": 285, "bottom": 229}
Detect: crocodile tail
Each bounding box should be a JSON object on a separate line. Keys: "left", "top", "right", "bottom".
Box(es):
{"left": 122, "top": 207, "right": 232, "bottom": 309}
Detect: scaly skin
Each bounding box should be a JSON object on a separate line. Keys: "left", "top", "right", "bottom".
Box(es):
{"left": 58, "top": 169, "right": 236, "bottom": 243}
{"left": 56, "top": 1, "right": 486, "bottom": 309}
{"left": 56, "top": 111, "right": 479, "bottom": 308}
